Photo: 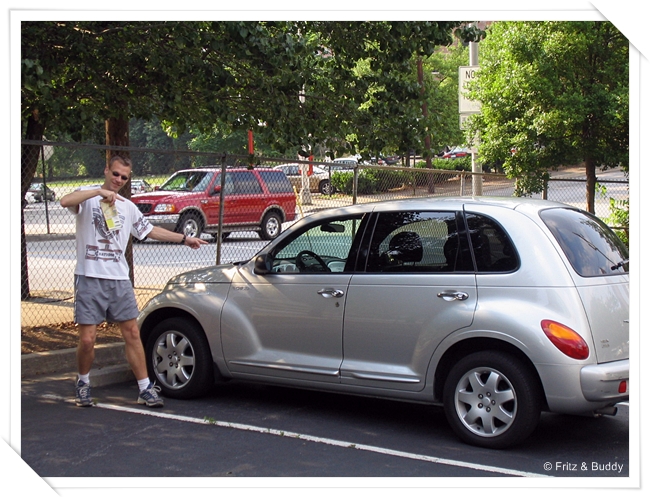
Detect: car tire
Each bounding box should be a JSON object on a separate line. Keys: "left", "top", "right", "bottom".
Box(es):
{"left": 259, "top": 212, "right": 282, "bottom": 240}
{"left": 319, "top": 180, "right": 334, "bottom": 195}
{"left": 145, "top": 317, "right": 214, "bottom": 399}
{"left": 177, "top": 212, "right": 203, "bottom": 239}
{"left": 442, "top": 350, "right": 542, "bottom": 449}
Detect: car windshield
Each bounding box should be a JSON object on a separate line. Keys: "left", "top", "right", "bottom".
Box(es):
{"left": 159, "top": 171, "right": 213, "bottom": 192}
{"left": 540, "top": 208, "right": 629, "bottom": 277}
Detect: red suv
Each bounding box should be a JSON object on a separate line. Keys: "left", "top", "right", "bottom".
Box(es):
{"left": 131, "top": 168, "right": 297, "bottom": 240}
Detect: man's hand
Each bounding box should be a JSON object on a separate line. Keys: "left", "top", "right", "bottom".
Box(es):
{"left": 98, "top": 189, "right": 124, "bottom": 206}
{"left": 184, "top": 236, "right": 208, "bottom": 249}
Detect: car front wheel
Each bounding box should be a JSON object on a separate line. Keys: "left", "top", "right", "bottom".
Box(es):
{"left": 177, "top": 212, "right": 203, "bottom": 239}
{"left": 145, "top": 317, "right": 214, "bottom": 399}
{"left": 442, "top": 350, "right": 542, "bottom": 449}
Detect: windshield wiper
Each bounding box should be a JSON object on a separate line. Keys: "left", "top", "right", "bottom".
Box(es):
{"left": 611, "top": 259, "right": 629, "bottom": 271}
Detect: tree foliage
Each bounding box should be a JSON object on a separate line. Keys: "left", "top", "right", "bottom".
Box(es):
{"left": 22, "top": 21, "right": 463, "bottom": 157}
{"left": 467, "top": 21, "right": 628, "bottom": 212}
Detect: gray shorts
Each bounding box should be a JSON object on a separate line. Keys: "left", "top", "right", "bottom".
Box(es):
{"left": 73, "top": 275, "right": 140, "bottom": 325}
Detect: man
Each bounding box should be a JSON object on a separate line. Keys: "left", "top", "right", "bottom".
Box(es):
{"left": 60, "top": 155, "right": 208, "bottom": 408}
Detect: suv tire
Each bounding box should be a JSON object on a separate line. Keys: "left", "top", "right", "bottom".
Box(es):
{"left": 260, "top": 212, "right": 282, "bottom": 240}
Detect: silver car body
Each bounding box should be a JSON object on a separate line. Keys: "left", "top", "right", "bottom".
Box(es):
{"left": 138, "top": 197, "right": 629, "bottom": 446}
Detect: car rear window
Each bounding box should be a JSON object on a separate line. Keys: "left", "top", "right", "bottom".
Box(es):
{"left": 540, "top": 208, "right": 629, "bottom": 277}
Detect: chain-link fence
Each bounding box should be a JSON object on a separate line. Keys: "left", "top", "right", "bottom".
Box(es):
{"left": 20, "top": 141, "right": 628, "bottom": 326}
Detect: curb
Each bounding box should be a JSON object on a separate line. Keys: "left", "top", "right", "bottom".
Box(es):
{"left": 21, "top": 342, "right": 134, "bottom": 386}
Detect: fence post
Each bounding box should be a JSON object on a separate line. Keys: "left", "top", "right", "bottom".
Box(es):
{"left": 543, "top": 177, "right": 548, "bottom": 200}
{"left": 460, "top": 174, "right": 466, "bottom": 196}
{"left": 216, "top": 153, "right": 228, "bottom": 265}
{"left": 352, "top": 165, "right": 359, "bottom": 205}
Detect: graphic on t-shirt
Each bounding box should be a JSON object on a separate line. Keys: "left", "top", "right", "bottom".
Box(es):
{"left": 85, "top": 207, "right": 123, "bottom": 263}
{"left": 133, "top": 215, "right": 151, "bottom": 239}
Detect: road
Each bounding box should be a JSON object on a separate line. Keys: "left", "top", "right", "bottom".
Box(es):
{"left": 21, "top": 374, "right": 630, "bottom": 480}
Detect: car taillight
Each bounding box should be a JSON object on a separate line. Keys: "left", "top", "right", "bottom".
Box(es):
{"left": 541, "top": 320, "right": 589, "bottom": 360}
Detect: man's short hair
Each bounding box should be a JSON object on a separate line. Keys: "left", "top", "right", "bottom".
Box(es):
{"left": 109, "top": 155, "right": 132, "bottom": 168}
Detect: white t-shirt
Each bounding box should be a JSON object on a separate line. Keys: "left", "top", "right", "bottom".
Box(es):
{"left": 70, "top": 186, "right": 153, "bottom": 280}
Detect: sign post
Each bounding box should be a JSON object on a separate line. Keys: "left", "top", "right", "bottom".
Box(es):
{"left": 459, "top": 63, "right": 482, "bottom": 195}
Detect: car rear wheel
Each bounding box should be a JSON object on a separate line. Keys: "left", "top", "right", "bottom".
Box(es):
{"left": 177, "top": 212, "right": 203, "bottom": 239}
{"left": 319, "top": 180, "right": 334, "bottom": 195}
{"left": 145, "top": 317, "right": 214, "bottom": 399}
{"left": 443, "top": 350, "right": 542, "bottom": 449}
{"left": 259, "top": 212, "right": 282, "bottom": 240}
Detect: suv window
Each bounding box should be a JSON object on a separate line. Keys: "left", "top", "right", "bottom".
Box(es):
{"left": 230, "top": 171, "right": 263, "bottom": 194}
{"left": 540, "top": 208, "right": 629, "bottom": 277}
{"left": 259, "top": 170, "right": 294, "bottom": 193}
{"left": 160, "top": 171, "right": 213, "bottom": 192}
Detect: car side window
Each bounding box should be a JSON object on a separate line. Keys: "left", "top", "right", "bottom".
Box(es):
{"left": 365, "top": 211, "right": 469, "bottom": 273}
{"left": 270, "top": 215, "right": 365, "bottom": 273}
{"left": 464, "top": 213, "right": 519, "bottom": 272}
{"left": 259, "top": 170, "right": 294, "bottom": 193}
{"left": 231, "top": 171, "right": 263, "bottom": 194}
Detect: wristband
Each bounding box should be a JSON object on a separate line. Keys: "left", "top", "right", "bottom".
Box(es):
{"left": 180, "top": 235, "right": 187, "bottom": 245}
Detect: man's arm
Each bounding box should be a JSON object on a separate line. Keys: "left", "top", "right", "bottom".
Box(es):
{"left": 60, "top": 188, "right": 122, "bottom": 212}
{"left": 147, "top": 226, "right": 208, "bottom": 249}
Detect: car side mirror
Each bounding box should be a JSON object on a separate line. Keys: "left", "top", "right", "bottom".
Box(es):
{"left": 254, "top": 254, "right": 271, "bottom": 275}
{"left": 213, "top": 185, "right": 221, "bottom": 195}
{"left": 154, "top": 186, "right": 160, "bottom": 191}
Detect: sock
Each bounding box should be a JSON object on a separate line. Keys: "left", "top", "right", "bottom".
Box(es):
{"left": 137, "top": 378, "right": 151, "bottom": 391}
{"left": 78, "top": 374, "right": 90, "bottom": 385}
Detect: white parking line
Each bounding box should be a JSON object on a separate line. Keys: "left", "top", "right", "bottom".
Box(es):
{"left": 42, "top": 394, "right": 548, "bottom": 477}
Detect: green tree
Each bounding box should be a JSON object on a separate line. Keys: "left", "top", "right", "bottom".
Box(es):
{"left": 467, "top": 21, "right": 628, "bottom": 212}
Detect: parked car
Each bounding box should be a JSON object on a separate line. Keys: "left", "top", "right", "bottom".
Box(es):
{"left": 29, "top": 183, "right": 56, "bottom": 202}
{"left": 273, "top": 163, "right": 334, "bottom": 195}
{"left": 137, "top": 197, "right": 629, "bottom": 448}
{"left": 131, "top": 168, "right": 296, "bottom": 240}
{"left": 131, "top": 179, "right": 153, "bottom": 195}
{"left": 442, "top": 147, "right": 470, "bottom": 159}
{"left": 381, "top": 154, "right": 401, "bottom": 165}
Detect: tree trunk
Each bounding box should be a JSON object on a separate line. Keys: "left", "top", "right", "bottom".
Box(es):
{"left": 105, "top": 117, "right": 135, "bottom": 284}
{"left": 21, "top": 111, "right": 46, "bottom": 300}
{"left": 584, "top": 157, "right": 597, "bottom": 214}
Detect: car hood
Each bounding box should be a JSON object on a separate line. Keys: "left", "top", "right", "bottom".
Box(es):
{"left": 131, "top": 191, "right": 205, "bottom": 203}
{"left": 166, "top": 263, "right": 240, "bottom": 286}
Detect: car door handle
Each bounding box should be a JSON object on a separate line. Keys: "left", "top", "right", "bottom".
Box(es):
{"left": 317, "top": 288, "right": 345, "bottom": 298}
{"left": 437, "top": 291, "right": 469, "bottom": 301}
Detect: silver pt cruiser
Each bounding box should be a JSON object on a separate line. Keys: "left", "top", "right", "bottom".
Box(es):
{"left": 138, "top": 197, "right": 629, "bottom": 448}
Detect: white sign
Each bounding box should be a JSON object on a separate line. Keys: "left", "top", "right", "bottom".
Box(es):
{"left": 459, "top": 65, "right": 481, "bottom": 114}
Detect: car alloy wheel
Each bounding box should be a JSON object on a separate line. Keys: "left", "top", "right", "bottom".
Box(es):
{"left": 319, "top": 180, "right": 334, "bottom": 195}
{"left": 443, "top": 350, "right": 542, "bottom": 449}
{"left": 178, "top": 212, "right": 203, "bottom": 239}
{"left": 260, "top": 212, "right": 282, "bottom": 240}
{"left": 145, "top": 317, "right": 214, "bottom": 399}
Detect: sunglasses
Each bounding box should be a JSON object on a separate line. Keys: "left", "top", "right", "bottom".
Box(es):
{"left": 111, "top": 170, "right": 129, "bottom": 181}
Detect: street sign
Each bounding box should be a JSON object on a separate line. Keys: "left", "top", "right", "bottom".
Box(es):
{"left": 459, "top": 65, "right": 481, "bottom": 114}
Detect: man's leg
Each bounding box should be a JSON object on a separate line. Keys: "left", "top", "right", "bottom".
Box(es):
{"left": 119, "top": 319, "right": 163, "bottom": 407}
{"left": 77, "top": 324, "right": 98, "bottom": 375}
{"left": 119, "top": 318, "right": 149, "bottom": 380}
{"left": 75, "top": 323, "right": 97, "bottom": 407}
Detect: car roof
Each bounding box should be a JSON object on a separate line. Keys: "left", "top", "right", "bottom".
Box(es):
{"left": 301, "top": 196, "right": 572, "bottom": 222}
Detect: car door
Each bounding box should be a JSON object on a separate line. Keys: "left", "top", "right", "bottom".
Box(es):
{"left": 341, "top": 210, "right": 478, "bottom": 392}
{"left": 220, "top": 214, "right": 367, "bottom": 384}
